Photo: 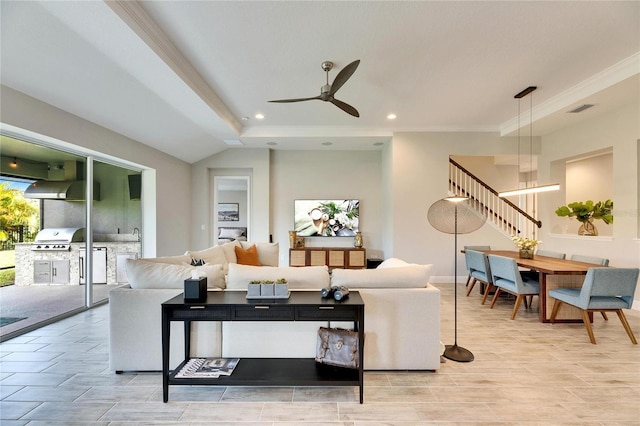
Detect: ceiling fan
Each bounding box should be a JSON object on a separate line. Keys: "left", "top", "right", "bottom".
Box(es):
{"left": 269, "top": 60, "right": 361, "bottom": 117}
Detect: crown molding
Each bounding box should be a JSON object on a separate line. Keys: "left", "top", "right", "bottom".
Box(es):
{"left": 500, "top": 52, "right": 640, "bottom": 136}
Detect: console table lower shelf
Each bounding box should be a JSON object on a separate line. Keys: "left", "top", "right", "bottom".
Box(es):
{"left": 161, "top": 291, "right": 365, "bottom": 403}
{"left": 169, "top": 357, "right": 360, "bottom": 386}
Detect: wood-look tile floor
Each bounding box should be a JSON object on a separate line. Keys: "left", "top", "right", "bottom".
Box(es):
{"left": 1, "top": 282, "right": 638, "bottom": 425}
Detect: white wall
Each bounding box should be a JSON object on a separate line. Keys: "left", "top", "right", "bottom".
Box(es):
{"left": 270, "top": 150, "right": 383, "bottom": 265}
{"left": 389, "top": 132, "right": 521, "bottom": 280}
{"left": 539, "top": 102, "right": 639, "bottom": 272}
{"left": 191, "top": 148, "right": 270, "bottom": 250}
{"left": 0, "top": 86, "right": 191, "bottom": 257}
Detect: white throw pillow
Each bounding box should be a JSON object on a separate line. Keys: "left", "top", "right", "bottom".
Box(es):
{"left": 331, "top": 265, "right": 432, "bottom": 289}
{"left": 240, "top": 241, "right": 279, "bottom": 266}
{"left": 226, "top": 263, "right": 330, "bottom": 290}
{"left": 185, "top": 245, "right": 229, "bottom": 273}
{"left": 221, "top": 240, "right": 241, "bottom": 264}
{"left": 219, "top": 228, "right": 244, "bottom": 239}
{"left": 377, "top": 257, "right": 411, "bottom": 268}
{"left": 126, "top": 259, "right": 226, "bottom": 290}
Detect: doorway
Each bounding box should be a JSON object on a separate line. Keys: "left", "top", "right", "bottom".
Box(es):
{"left": 213, "top": 176, "right": 251, "bottom": 245}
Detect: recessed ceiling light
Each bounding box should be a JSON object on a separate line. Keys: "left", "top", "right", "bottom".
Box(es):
{"left": 266, "top": 141, "right": 278, "bottom": 146}
{"left": 387, "top": 113, "right": 397, "bottom": 120}
{"left": 322, "top": 142, "right": 333, "bottom": 146}
{"left": 223, "top": 139, "right": 244, "bottom": 146}
{"left": 241, "top": 116, "right": 249, "bottom": 121}
{"left": 255, "top": 113, "right": 265, "bottom": 120}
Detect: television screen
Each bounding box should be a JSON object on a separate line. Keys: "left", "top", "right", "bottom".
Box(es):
{"left": 294, "top": 199, "right": 359, "bottom": 237}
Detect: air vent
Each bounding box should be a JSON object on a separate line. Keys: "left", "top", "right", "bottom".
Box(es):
{"left": 567, "top": 104, "right": 594, "bottom": 113}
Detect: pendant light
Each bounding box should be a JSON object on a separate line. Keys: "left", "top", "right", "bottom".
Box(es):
{"left": 498, "top": 86, "right": 560, "bottom": 197}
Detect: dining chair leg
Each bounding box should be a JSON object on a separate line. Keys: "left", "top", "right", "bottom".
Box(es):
{"left": 511, "top": 295, "right": 525, "bottom": 320}
{"left": 465, "top": 274, "right": 471, "bottom": 287}
{"left": 466, "top": 278, "right": 477, "bottom": 297}
{"left": 601, "top": 312, "right": 609, "bottom": 321}
{"left": 489, "top": 288, "right": 502, "bottom": 309}
{"left": 581, "top": 310, "right": 597, "bottom": 344}
{"left": 615, "top": 310, "right": 638, "bottom": 344}
{"left": 481, "top": 284, "right": 493, "bottom": 305}
{"left": 550, "top": 299, "right": 562, "bottom": 323}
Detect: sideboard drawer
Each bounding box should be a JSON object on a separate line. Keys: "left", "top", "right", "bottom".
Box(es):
{"left": 296, "top": 306, "right": 358, "bottom": 321}
{"left": 232, "top": 305, "right": 295, "bottom": 320}
{"left": 169, "top": 306, "right": 230, "bottom": 321}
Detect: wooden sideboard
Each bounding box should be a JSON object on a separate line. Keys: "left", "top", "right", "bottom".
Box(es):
{"left": 289, "top": 247, "right": 366, "bottom": 269}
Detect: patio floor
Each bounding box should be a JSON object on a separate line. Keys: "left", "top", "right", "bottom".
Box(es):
{"left": 0, "top": 284, "right": 117, "bottom": 340}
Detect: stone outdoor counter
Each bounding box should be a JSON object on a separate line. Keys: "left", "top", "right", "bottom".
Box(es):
{"left": 14, "top": 242, "right": 141, "bottom": 286}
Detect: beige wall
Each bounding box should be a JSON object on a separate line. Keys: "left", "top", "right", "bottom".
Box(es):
{"left": 540, "top": 102, "right": 639, "bottom": 274}
{"left": 0, "top": 85, "right": 192, "bottom": 257}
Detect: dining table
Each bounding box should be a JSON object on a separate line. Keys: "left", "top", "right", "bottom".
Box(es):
{"left": 474, "top": 250, "right": 597, "bottom": 323}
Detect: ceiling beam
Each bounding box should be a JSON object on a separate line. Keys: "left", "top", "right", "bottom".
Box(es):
{"left": 104, "top": 0, "right": 243, "bottom": 136}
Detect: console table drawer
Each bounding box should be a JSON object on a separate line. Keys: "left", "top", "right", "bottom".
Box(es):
{"left": 170, "top": 307, "right": 230, "bottom": 321}
{"left": 232, "top": 305, "right": 295, "bottom": 320}
{"left": 296, "top": 306, "right": 359, "bottom": 321}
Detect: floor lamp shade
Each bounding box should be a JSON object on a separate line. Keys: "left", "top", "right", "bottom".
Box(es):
{"left": 428, "top": 197, "right": 487, "bottom": 362}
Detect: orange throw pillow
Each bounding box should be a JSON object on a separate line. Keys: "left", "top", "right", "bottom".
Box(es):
{"left": 235, "top": 244, "right": 262, "bottom": 266}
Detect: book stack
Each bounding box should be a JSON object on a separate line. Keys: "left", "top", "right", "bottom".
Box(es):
{"left": 175, "top": 358, "right": 239, "bottom": 378}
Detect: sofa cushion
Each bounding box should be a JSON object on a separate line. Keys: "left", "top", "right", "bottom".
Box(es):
{"left": 140, "top": 254, "right": 192, "bottom": 265}
{"left": 126, "top": 259, "right": 226, "bottom": 290}
{"left": 377, "top": 257, "right": 413, "bottom": 269}
{"left": 235, "top": 244, "right": 261, "bottom": 266}
{"left": 227, "top": 263, "right": 330, "bottom": 290}
{"left": 221, "top": 240, "right": 241, "bottom": 264}
{"left": 219, "top": 227, "right": 245, "bottom": 239}
{"left": 185, "top": 245, "right": 229, "bottom": 274}
{"left": 330, "top": 264, "right": 432, "bottom": 289}
{"left": 240, "top": 241, "right": 279, "bottom": 266}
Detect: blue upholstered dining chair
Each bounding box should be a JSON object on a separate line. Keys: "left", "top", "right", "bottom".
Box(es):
{"left": 464, "top": 250, "right": 494, "bottom": 304}
{"left": 464, "top": 245, "right": 491, "bottom": 289}
{"left": 487, "top": 255, "right": 540, "bottom": 319}
{"left": 535, "top": 250, "right": 566, "bottom": 259}
{"left": 549, "top": 267, "right": 639, "bottom": 344}
{"left": 570, "top": 254, "right": 609, "bottom": 266}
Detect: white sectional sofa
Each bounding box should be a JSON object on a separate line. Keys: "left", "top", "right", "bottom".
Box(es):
{"left": 109, "top": 241, "right": 441, "bottom": 372}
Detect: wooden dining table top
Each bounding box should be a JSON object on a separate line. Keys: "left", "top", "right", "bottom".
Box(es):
{"left": 480, "top": 250, "right": 597, "bottom": 275}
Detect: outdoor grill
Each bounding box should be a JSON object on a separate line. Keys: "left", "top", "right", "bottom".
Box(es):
{"left": 32, "top": 227, "right": 84, "bottom": 251}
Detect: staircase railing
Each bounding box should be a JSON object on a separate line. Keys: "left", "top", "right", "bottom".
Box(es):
{"left": 449, "top": 158, "right": 541, "bottom": 237}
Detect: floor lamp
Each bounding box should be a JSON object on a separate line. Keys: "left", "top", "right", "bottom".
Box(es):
{"left": 428, "top": 196, "right": 486, "bottom": 362}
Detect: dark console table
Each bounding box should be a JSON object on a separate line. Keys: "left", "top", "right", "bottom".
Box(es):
{"left": 161, "top": 291, "right": 365, "bottom": 403}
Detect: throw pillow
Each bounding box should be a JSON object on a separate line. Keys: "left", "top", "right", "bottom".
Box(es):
{"left": 219, "top": 227, "right": 245, "bottom": 239}
{"left": 185, "top": 245, "right": 228, "bottom": 273}
{"left": 221, "top": 240, "right": 241, "bottom": 264}
{"left": 126, "top": 259, "right": 225, "bottom": 290}
{"left": 240, "top": 241, "right": 279, "bottom": 266}
{"left": 190, "top": 258, "right": 205, "bottom": 266}
{"left": 377, "top": 257, "right": 411, "bottom": 268}
{"left": 331, "top": 264, "right": 433, "bottom": 289}
{"left": 226, "top": 263, "right": 330, "bottom": 290}
{"left": 235, "top": 244, "right": 262, "bottom": 266}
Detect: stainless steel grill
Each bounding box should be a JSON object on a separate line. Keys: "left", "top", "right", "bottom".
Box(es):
{"left": 32, "top": 228, "right": 84, "bottom": 251}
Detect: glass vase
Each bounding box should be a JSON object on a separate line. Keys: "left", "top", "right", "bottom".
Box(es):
{"left": 519, "top": 249, "right": 534, "bottom": 259}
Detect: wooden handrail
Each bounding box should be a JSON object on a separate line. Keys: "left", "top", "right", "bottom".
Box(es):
{"left": 449, "top": 158, "right": 542, "bottom": 230}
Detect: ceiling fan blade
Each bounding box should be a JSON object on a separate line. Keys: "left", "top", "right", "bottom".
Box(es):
{"left": 331, "top": 98, "right": 360, "bottom": 117}
{"left": 268, "top": 96, "right": 321, "bottom": 103}
{"left": 329, "top": 60, "right": 360, "bottom": 96}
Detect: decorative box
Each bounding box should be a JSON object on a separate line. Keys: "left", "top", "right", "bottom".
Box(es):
{"left": 184, "top": 277, "right": 207, "bottom": 301}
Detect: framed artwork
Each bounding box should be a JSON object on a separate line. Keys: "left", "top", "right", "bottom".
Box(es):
{"left": 218, "top": 203, "right": 239, "bottom": 221}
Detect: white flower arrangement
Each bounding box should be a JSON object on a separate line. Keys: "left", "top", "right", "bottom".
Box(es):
{"left": 511, "top": 235, "right": 541, "bottom": 250}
